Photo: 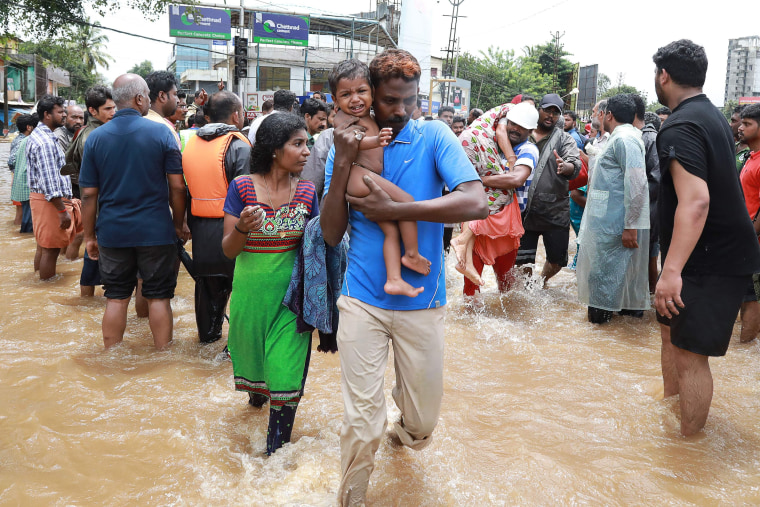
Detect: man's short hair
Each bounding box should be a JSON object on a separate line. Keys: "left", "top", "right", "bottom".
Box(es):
{"left": 144, "top": 70, "right": 178, "bottom": 103}
{"left": 521, "top": 94, "right": 535, "bottom": 104}
{"left": 191, "top": 109, "right": 208, "bottom": 128}
{"left": 470, "top": 108, "right": 483, "bottom": 118}
{"left": 301, "top": 97, "right": 329, "bottom": 118}
{"left": 655, "top": 106, "right": 671, "bottom": 116}
{"left": 629, "top": 94, "right": 646, "bottom": 121}
{"left": 596, "top": 100, "right": 608, "bottom": 115}
{"left": 438, "top": 105, "right": 455, "bottom": 116}
{"left": 261, "top": 99, "right": 273, "bottom": 114}
{"left": 369, "top": 49, "right": 421, "bottom": 89}
{"left": 563, "top": 110, "right": 577, "bottom": 121}
{"left": 206, "top": 91, "right": 241, "bottom": 123}
{"left": 652, "top": 39, "right": 708, "bottom": 88}
{"left": 733, "top": 105, "right": 747, "bottom": 116}
{"left": 37, "top": 94, "right": 65, "bottom": 119}
{"left": 644, "top": 111, "right": 661, "bottom": 132}
{"left": 328, "top": 59, "right": 372, "bottom": 96}
{"left": 177, "top": 91, "right": 187, "bottom": 100}
{"left": 607, "top": 94, "right": 636, "bottom": 125}
{"left": 16, "top": 113, "right": 39, "bottom": 132}
{"left": 273, "top": 89, "right": 297, "bottom": 111}
{"left": 452, "top": 115, "right": 465, "bottom": 125}
{"left": 741, "top": 104, "right": 760, "bottom": 123}
{"left": 85, "top": 85, "right": 113, "bottom": 112}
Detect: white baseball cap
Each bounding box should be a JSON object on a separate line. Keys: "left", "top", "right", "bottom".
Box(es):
{"left": 506, "top": 102, "right": 539, "bottom": 130}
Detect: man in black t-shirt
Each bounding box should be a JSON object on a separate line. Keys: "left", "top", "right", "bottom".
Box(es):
{"left": 653, "top": 40, "right": 760, "bottom": 436}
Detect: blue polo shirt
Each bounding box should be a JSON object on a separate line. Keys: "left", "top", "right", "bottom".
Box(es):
{"left": 325, "top": 118, "right": 479, "bottom": 310}
{"left": 79, "top": 108, "right": 183, "bottom": 248}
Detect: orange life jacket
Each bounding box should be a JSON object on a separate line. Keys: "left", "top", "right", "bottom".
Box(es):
{"left": 183, "top": 131, "right": 251, "bottom": 218}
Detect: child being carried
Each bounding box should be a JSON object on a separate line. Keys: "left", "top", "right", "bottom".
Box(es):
{"left": 328, "top": 59, "right": 431, "bottom": 297}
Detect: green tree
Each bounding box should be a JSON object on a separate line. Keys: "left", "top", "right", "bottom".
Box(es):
{"left": 723, "top": 100, "right": 739, "bottom": 122}
{"left": 522, "top": 39, "right": 576, "bottom": 96}
{"left": 597, "top": 73, "right": 611, "bottom": 97}
{"left": 71, "top": 20, "right": 113, "bottom": 73}
{"left": 128, "top": 60, "right": 155, "bottom": 78}
{"left": 599, "top": 83, "right": 642, "bottom": 100}
{"left": 456, "top": 47, "right": 554, "bottom": 111}
{"left": 1, "top": 0, "right": 183, "bottom": 38}
{"left": 20, "top": 34, "right": 108, "bottom": 103}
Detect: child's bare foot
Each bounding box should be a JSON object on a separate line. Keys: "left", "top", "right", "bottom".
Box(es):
{"left": 455, "top": 261, "right": 484, "bottom": 286}
{"left": 401, "top": 252, "right": 431, "bottom": 275}
{"left": 450, "top": 237, "right": 467, "bottom": 267}
{"left": 385, "top": 278, "right": 424, "bottom": 298}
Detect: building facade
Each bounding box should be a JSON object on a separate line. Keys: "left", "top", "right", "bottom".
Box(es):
{"left": 725, "top": 36, "right": 760, "bottom": 104}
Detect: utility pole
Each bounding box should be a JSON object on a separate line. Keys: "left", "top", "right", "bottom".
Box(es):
{"left": 2, "top": 41, "right": 8, "bottom": 136}
{"left": 615, "top": 72, "right": 625, "bottom": 94}
{"left": 549, "top": 30, "right": 564, "bottom": 94}
{"left": 441, "top": 0, "right": 464, "bottom": 106}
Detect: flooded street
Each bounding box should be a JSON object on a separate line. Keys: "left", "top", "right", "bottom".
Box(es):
{"left": 2, "top": 141, "right": 760, "bottom": 506}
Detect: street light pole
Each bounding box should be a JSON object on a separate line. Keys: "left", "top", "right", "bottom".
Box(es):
{"left": 429, "top": 77, "right": 455, "bottom": 115}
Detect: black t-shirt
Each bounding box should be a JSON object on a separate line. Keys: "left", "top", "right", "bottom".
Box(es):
{"left": 657, "top": 94, "right": 760, "bottom": 275}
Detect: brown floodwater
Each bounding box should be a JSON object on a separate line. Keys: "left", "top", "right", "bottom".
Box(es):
{"left": 2, "top": 142, "right": 760, "bottom": 506}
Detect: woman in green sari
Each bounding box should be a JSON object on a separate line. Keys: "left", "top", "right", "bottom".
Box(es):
{"left": 222, "top": 113, "right": 318, "bottom": 455}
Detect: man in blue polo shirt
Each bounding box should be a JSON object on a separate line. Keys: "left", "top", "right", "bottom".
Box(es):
{"left": 79, "top": 73, "right": 187, "bottom": 350}
{"left": 321, "top": 50, "right": 488, "bottom": 506}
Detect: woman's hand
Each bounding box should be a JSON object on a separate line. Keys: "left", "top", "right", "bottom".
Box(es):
{"left": 238, "top": 205, "right": 265, "bottom": 232}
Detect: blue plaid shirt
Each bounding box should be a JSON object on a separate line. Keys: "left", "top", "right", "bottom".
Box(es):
{"left": 26, "top": 123, "right": 72, "bottom": 200}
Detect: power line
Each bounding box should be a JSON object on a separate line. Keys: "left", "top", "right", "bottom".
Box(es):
{"left": 6, "top": 0, "right": 385, "bottom": 78}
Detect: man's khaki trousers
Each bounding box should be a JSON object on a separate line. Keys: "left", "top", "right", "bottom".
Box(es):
{"left": 336, "top": 295, "right": 446, "bottom": 506}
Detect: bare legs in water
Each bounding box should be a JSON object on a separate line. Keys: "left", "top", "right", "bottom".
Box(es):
{"left": 450, "top": 223, "right": 483, "bottom": 287}
{"left": 660, "top": 324, "right": 713, "bottom": 436}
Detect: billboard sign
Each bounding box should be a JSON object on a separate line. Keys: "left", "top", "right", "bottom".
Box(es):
{"left": 253, "top": 12, "right": 309, "bottom": 47}
{"left": 420, "top": 99, "right": 441, "bottom": 115}
{"left": 577, "top": 64, "right": 598, "bottom": 111}
{"left": 169, "top": 5, "right": 231, "bottom": 40}
{"left": 739, "top": 97, "right": 760, "bottom": 105}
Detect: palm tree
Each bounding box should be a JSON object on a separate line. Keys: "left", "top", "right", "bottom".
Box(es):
{"left": 70, "top": 19, "right": 113, "bottom": 74}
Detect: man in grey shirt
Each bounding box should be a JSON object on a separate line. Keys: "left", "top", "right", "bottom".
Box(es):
{"left": 301, "top": 102, "right": 339, "bottom": 201}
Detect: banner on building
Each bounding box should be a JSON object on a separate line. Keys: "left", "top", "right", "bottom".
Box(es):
{"left": 420, "top": 99, "right": 441, "bottom": 115}
{"left": 453, "top": 89, "right": 462, "bottom": 110}
{"left": 739, "top": 97, "right": 760, "bottom": 105}
{"left": 169, "top": 5, "right": 232, "bottom": 40}
{"left": 253, "top": 12, "right": 309, "bottom": 47}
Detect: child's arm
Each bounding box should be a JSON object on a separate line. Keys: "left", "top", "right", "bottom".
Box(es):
{"left": 359, "top": 128, "right": 393, "bottom": 150}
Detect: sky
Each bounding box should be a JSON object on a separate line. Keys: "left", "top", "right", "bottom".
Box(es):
{"left": 92, "top": 0, "right": 748, "bottom": 107}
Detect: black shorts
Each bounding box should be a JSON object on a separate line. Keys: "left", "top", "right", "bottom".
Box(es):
{"left": 515, "top": 228, "right": 569, "bottom": 266}
{"left": 656, "top": 273, "right": 748, "bottom": 357}
{"left": 80, "top": 249, "right": 101, "bottom": 287}
{"left": 743, "top": 277, "right": 758, "bottom": 303}
{"left": 99, "top": 244, "right": 177, "bottom": 300}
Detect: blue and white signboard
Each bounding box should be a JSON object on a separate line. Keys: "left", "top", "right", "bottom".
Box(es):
{"left": 253, "top": 12, "right": 309, "bottom": 47}
{"left": 169, "top": 5, "right": 232, "bottom": 40}
{"left": 420, "top": 99, "right": 441, "bottom": 115}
